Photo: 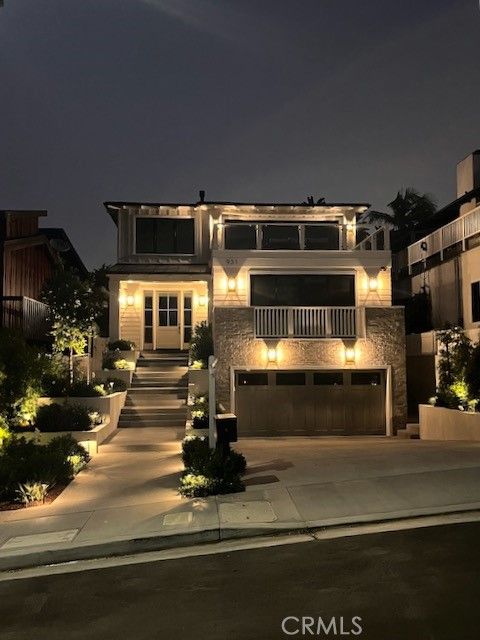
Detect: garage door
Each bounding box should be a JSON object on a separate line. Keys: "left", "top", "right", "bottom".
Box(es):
{"left": 235, "top": 370, "right": 386, "bottom": 437}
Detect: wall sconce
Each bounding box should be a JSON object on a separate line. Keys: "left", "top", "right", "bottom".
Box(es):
{"left": 368, "top": 277, "right": 378, "bottom": 292}
{"left": 227, "top": 277, "right": 237, "bottom": 292}
{"left": 267, "top": 347, "right": 278, "bottom": 363}
{"left": 344, "top": 347, "right": 356, "bottom": 364}
{"left": 126, "top": 295, "right": 135, "bottom": 306}
{"left": 118, "top": 294, "right": 127, "bottom": 307}
{"left": 198, "top": 294, "right": 207, "bottom": 307}
{"left": 346, "top": 223, "right": 354, "bottom": 231}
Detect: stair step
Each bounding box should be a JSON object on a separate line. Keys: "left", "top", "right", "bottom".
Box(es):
{"left": 119, "top": 419, "right": 186, "bottom": 427}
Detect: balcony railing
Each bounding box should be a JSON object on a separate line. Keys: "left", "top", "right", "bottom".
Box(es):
{"left": 1, "top": 296, "right": 50, "bottom": 340}
{"left": 407, "top": 204, "right": 480, "bottom": 271}
{"left": 254, "top": 306, "right": 358, "bottom": 339}
{"left": 214, "top": 222, "right": 390, "bottom": 252}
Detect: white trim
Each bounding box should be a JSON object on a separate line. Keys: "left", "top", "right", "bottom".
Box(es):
{"left": 230, "top": 364, "right": 393, "bottom": 437}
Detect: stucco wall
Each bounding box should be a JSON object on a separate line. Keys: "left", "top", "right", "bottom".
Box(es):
{"left": 213, "top": 306, "right": 407, "bottom": 431}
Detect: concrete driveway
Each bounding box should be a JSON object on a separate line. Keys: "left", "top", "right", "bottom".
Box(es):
{"left": 2, "top": 431, "right": 480, "bottom": 568}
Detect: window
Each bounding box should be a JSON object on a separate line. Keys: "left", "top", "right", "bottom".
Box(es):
{"left": 250, "top": 274, "right": 355, "bottom": 307}
{"left": 276, "top": 372, "right": 306, "bottom": 385}
{"left": 183, "top": 295, "right": 192, "bottom": 343}
{"left": 159, "top": 295, "right": 178, "bottom": 327}
{"left": 224, "top": 224, "right": 257, "bottom": 250}
{"left": 472, "top": 281, "right": 480, "bottom": 323}
{"left": 305, "top": 224, "right": 340, "bottom": 250}
{"left": 314, "top": 372, "right": 344, "bottom": 386}
{"left": 262, "top": 225, "right": 299, "bottom": 250}
{"left": 238, "top": 372, "right": 268, "bottom": 386}
{"left": 144, "top": 295, "right": 153, "bottom": 344}
{"left": 351, "top": 372, "right": 382, "bottom": 386}
{"left": 136, "top": 218, "right": 194, "bottom": 254}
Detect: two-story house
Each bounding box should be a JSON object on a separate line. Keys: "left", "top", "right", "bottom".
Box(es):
{"left": 105, "top": 195, "right": 406, "bottom": 437}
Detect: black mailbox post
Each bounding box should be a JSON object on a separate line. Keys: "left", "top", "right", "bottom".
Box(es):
{"left": 215, "top": 413, "right": 238, "bottom": 447}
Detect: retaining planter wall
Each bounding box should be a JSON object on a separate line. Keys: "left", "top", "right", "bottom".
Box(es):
{"left": 419, "top": 404, "right": 480, "bottom": 441}
{"left": 21, "top": 421, "right": 111, "bottom": 456}
{"left": 94, "top": 369, "right": 134, "bottom": 388}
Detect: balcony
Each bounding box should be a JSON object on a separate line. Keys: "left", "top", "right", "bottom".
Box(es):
{"left": 1, "top": 296, "right": 51, "bottom": 341}
{"left": 254, "top": 306, "right": 359, "bottom": 339}
{"left": 407, "top": 204, "right": 480, "bottom": 272}
{"left": 214, "top": 222, "right": 389, "bottom": 252}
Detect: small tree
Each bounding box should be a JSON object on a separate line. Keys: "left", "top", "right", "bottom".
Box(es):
{"left": 189, "top": 322, "right": 214, "bottom": 369}
{"left": 466, "top": 344, "right": 480, "bottom": 400}
{"left": 42, "top": 269, "right": 106, "bottom": 383}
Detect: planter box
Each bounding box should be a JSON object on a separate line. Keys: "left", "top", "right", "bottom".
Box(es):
{"left": 185, "top": 419, "right": 209, "bottom": 440}
{"left": 21, "top": 421, "right": 112, "bottom": 456}
{"left": 93, "top": 369, "right": 134, "bottom": 388}
{"left": 38, "top": 391, "right": 127, "bottom": 436}
{"left": 188, "top": 368, "right": 208, "bottom": 396}
{"left": 419, "top": 404, "right": 480, "bottom": 441}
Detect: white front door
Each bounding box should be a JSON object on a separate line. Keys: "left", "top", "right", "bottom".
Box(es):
{"left": 155, "top": 293, "right": 181, "bottom": 349}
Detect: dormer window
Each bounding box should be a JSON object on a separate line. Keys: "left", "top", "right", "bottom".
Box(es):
{"left": 136, "top": 217, "right": 194, "bottom": 254}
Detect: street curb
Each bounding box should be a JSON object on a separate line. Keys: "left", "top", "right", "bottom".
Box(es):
{"left": 2, "top": 506, "right": 480, "bottom": 573}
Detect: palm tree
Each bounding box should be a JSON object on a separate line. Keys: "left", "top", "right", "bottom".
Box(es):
{"left": 367, "top": 188, "right": 437, "bottom": 231}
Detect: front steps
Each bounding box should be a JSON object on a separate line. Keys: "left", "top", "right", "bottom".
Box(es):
{"left": 396, "top": 423, "right": 420, "bottom": 440}
{"left": 118, "top": 350, "right": 188, "bottom": 428}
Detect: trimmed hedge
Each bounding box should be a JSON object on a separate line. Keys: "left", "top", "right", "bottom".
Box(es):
{"left": 35, "top": 403, "right": 95, "bottom": 432}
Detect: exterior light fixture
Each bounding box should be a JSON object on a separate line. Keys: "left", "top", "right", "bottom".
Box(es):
{"left": 346, "top": 223, "right": 354, "bottom": 231}
{"left": 227, "top": 277, "right": 236, "bottom": 292}
{"left": 118, "top": 294, "right": 127, "bottom": 307}
{"left": 344, "top": 347, "right": 356, "bottom": 364}
{"left": 368, "top": 277, "right": 378, "bottom": 292}
{"left": 126, "top": 295, "right": 135, "bottom": 306}
{"left": 198, "top": 294, "right": 207, "bottom": 307}
{"left": 267, "top": 347, "right": 278, "bottom": 363}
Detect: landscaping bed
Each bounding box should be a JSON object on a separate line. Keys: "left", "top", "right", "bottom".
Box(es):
{"left": 419, "top": 404, "right": 480, "bottom": 441}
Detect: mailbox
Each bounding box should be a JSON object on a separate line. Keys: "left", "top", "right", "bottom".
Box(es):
{"left": 215, "top": 413, "right": 238, "bottom": 443}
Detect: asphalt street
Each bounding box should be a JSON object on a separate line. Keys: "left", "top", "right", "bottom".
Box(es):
{"left": 1, "top": 522, "right": 479, "bottom": 640}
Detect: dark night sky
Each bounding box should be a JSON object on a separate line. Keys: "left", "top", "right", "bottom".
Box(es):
{"left": 1, "top": 0, "right": 479, "bottom": 268}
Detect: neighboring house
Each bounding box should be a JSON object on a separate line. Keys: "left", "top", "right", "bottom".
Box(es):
{"left": 106, "top": 196, "right": 406, "bottom": 437}
{"left": 397, "top": 151, "right": 480, "bottom": 414}
{"left": 0, "top": 209, "right": 86, "bottom": 341}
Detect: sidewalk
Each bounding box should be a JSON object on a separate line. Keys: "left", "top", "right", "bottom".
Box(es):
{"left": 2, "top": 429, "right": 480, "bottom": 571}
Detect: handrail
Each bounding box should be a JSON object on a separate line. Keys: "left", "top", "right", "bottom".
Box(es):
{"left": 407, "top": 204, "right": 480, "bottom": 271}
{"left": 254, "top": 306, "right": 358, "bottom": 339}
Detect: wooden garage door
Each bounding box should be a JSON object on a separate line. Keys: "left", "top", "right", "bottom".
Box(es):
{"left": 235, "top": 370, "right": 386, "bottom": 437}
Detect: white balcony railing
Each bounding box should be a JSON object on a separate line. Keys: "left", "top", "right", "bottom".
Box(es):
{"left": 254, "top": 306, "right": 358, "bottom": 339}
{"left": 407, "top": 204, "right": 480, "bottom": 271}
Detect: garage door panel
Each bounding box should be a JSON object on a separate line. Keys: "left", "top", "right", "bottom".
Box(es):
{"left": 235, "top": 370, "right": 386, "bottom": 437}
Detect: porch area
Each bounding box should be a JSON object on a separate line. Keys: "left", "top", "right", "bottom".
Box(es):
{"left": 109, "top": 277, "right": 209, "bottom": 351}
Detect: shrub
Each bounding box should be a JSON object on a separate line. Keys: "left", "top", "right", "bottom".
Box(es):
{"left": 466, "top": 344, "right": 480, "bottom": 401}
{"left": 108, "top": 340, "right": 136, "bottom": 351}
{"left": 192, "top": 415, "right": 209, "bottom": 429}
{"left": 47, "top": 434, "right": 90, "bottom": 469}
{"left": 179, "top": 437, "right": 246, "bottom": 497}
{"left": 16, "top": 481, "right": 50, "bottom": 505}
{"left": 102, "top": 353, "right": 134, "bottom": 370}
{"left": 104, "top": 377, "right": 128, "bottom": 393}
{"left": 0, "top": 415, "right": 11, "bottom": 448}
{"left": 189, "top": 322, "right": 213, "bottom": 369}
{"left": 0, "top": 436, "right": 73, "bottom": 502}
{"left": 35, "top": 403, "right": 95, "bottom": 432}
{"left": 41, "top": 354, "right": 70, "bottom": 398}
{"left": 67, "top": 381, "right": 107, "bottom": 397}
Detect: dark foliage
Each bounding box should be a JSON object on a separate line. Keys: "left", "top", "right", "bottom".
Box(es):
{"left": 34, "top": 403, "right": 94, "bottom": 432}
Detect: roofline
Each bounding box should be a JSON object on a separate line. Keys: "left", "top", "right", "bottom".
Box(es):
{"left": 104, "top": 200, "right": 371, "bottom": 224}
{"left": 0, "top": 209, "right": 47, "bottom": 217}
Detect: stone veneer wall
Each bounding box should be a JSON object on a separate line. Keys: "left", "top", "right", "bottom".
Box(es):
{"left": 213, "top": 306, "right": 407, "bottom": 432}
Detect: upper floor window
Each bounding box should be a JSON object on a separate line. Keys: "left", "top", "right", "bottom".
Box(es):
{"left": 136, "top": 217, "right": 194, "bottom": 254}
{"left": 222, "top": 221, "right": 340, "bottom": 251}
{"left": 250, "top": 274, "right": 355, "bottom": 307}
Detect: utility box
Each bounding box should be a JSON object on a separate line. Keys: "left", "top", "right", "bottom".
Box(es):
{"left": 215, "top": 413, "right": 238, "bottom": 443}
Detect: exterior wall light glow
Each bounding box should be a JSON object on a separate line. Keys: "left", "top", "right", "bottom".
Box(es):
{"left": 126, "top": 295, "right": 135, "bottom": 306}
{"left": 344, "top": 347, "right": 356, "bottom": 364}
{"left": 198, "top": 294, "right": 207, "bottom": 307}
{"left": 346, "top": 223, "right": 354, "bottom": 231}
{"left": 227, "top": 277, "right": 237, "bottom": 292}
{"left": 267, "top": 347, "right": 278, "bottom": 363}
{"left": 118, "top": 294, "right": 127, "bottom": 307}
{"left": 369, "top": 277, "right": 378, "bottom": 292}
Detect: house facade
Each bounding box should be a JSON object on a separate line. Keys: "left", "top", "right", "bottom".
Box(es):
{"left": 106, "top": 196, "right": 406, "bottom": 437}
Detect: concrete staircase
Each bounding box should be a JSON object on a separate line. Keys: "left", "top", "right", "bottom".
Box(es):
{"left": 118, "top": 350, "right": 188, "bottom": 428}
{"left": 396, "top": 423, "right": 420, "bottom": 440}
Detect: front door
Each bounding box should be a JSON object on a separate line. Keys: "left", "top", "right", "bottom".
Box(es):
{"left": 155, "top": 293, "right": 181, "bottom": 349}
